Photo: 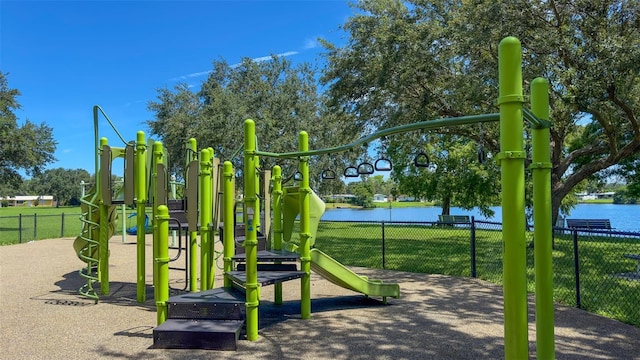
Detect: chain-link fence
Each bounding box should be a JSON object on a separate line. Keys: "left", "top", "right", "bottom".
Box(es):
{"left": 0, "top": 213, "right": 83, "bottom": 245}
{"left": 315, "top": 219, "right": 640, "bottom": 327}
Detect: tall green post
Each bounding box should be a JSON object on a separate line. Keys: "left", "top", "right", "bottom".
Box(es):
{"left": 272, "top": 165, "right": 284, "bottom": 304}
{"left": 199, "top": 148, "right": 213, "bottom": 291}
{"left": 155, "top": 205, "right": 170, "bottom": 325}
{"left": 207, "top": 147, "right": 216, "bottom": 286}
{"left": 187, "top": 138, "right": 198, "bottom": 292}
{"left": 152, "top": 141, "right": 164, "bottom": 301}
{"left": 99, "top": 137, "right": 110, "bottom": 295}
{"left": 135, "top": 131, "right": 147, "bottom": 303}
{"left": 531, "top": 77, "right": 555, "bottom": 359}
{"left": 298, "top": 131, "right": 312, "bottom": 319}
{"left": 244, "top": 119, "right": 259, "bottom": 341}
{"left": 498, "top": 36, "right": 528, "bottom": 360}
{"left": 223, "top": 161, "right": 235, "bottom": 288}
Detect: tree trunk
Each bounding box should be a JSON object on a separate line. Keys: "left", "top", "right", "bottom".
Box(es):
{"left": 441, "top": 196, "right": 451, "bottom": 215}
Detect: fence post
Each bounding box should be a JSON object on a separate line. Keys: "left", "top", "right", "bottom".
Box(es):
{"left": 61, "top": 213, "right": 65, "bottom": 238}
{"left": 381, "top": 221, "right": 386, "bottom": 270}
{"left": 19, "top": 214, "right": 22, "bottom": 243}
{"left": 470, "top": 216, "right": 477, "bottom": 278}
{"left": 33, "top": 213, "right": 37, "bottom": 239}
{"left": 572, "top": 230, "right": 581, "bottom": 309}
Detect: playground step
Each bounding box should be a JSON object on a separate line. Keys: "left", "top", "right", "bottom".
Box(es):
{"left": 231, "top": 249, "right": 300, "bottom": 263}
{"left": 226, "top": 270, "right": 306, "bottom": 287}
{"left": 167, "top": 287, "right": 245, "bottom": 321}
{"left": 153, "top": 319, "right": 244, "bottom": 351}
{"left": 235, "top": 263, "right": 298, "bottom": 272}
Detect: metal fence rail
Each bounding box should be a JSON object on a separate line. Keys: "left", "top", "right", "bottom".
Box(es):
{"left": 315, "top": 219, "right": 640, "bottom": 327}
{"left": 0, "top": 213, "right": 84, "bottom": 244}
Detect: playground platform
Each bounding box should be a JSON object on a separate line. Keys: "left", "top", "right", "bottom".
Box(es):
{"left": 1, "top": 236, "right": 639, "bottom": 360}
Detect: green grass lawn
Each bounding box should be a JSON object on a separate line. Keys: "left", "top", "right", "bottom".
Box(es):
{"left": 314, "top": 221, "right": 640, "bottom": 327}
{"left": 0, "top": 205, "right": 147, "bottom": 245}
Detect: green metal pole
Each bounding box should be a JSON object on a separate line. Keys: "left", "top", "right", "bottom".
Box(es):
{"left": 531, "top": 77, "right": 555, "bottom": 359}
{"left": 155, "top": 205, "right": 170, "bottom": 325}
{"left": 187, "top": 138, "right": 198, "bottom": 292}
{"left": 223, "top": 161, "right": 235, "bottom": 288}
{"left": 99, "top": 137, "right": 110, "bottom": 295}
{"left": 200, "top": 148, "right": 213, "bottom": 291}
{"left": 498, "top": 36, "right": 528, "bottom": 360}
{"left": 135, "top": 131, "right": 147, "bottom": 303}
{"left": 152, "top": 141, "right": 164, "bottom": 301}
{"left": 298, "top": 131, "right": 311, "bottom": 319}
{"left": 244, "top": 119, "right": 259, "bottom": 341}
{"left": 207, "top": 147, "right": 216, "bottom": 287}
{"left": 272, "top": 165, "right": 284, "bottom": 305}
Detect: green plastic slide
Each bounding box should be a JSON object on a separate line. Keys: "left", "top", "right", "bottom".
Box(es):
{"left": 282, "top": 186, "right": 400, "bottom": 299}
{"left": 310, "top": 248, "right": 400, "bottom": 299}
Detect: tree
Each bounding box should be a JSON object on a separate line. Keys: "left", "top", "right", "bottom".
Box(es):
{"left": 0, "top": 71, "right": 57, "bottom": 194}
{"left": 147, "top": 56, "right": 360, "bottom": 192}
{"left": 27, "top": 168, "right": 91, "bottom": 206}
{"left": 346, "top": 181, "right": 375, "bottom": 208}
{"left": 321, "top": 0, "right": 640, "bottom": 224}
{"left": 389, "top": 132, "right": 500, "bottom": 216}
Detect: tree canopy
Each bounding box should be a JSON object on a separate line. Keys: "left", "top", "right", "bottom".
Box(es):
{"left": 25, "top": 168, "right": 91, "bottom": 206}
{"left": 147, "top": 56, "right": 359, "bottom": 192}
{"left": 321, "top": 0, "right": 640, "bottom": 221}
{"left": 0, "top": 71, "right": 57, "bottom": 195}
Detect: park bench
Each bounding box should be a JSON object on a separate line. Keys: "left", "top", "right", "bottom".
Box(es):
{"left": 438, "top": 215, "right": 471, "bottom": 226}
{"left": 566, "top": 218, "right": 613, "bottom": 231}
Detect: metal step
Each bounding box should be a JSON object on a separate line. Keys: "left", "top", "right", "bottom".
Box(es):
{"left": 166, "top": 287, "right": 245, "bottom": 320}
{"left": 153, "top": 319, "right": 244, "bottom": 351}
{"left": 226, "top": 270, "right": 306, "bottom": 287}
{"left": 231, "top": 249, "right": 300, "bottom": 263}
{"left": 235, "top": 263, "right": 298, "bottom": 272}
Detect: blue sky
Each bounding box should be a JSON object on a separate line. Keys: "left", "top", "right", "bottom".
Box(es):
{"left": 1, "top": 0, "right": 354, "bottom": 175}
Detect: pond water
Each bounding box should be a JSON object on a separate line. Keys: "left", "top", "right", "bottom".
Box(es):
{"left": 321, "top": 203, "right": 639, "bottom": 233}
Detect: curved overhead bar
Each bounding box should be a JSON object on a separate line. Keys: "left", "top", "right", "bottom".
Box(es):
{"left": 254, "top": 113, "right": 502, "bottom": 159}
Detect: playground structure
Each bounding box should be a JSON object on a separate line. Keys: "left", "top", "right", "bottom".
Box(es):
{"left": 73, "top": 37, "right": 554, "bottom": 359}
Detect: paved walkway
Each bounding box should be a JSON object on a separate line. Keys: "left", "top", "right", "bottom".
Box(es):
{"left": 1, "top": 237, "right": 639, "bottom": 359}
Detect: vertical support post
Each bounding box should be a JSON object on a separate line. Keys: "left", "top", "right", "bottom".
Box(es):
{"left": 272, "top": 165, "right": 284, "bottom": 304}
{"left": 531, "top": 77, "right": 555, "bottom": 359}
{"left": 152, "top": 141, "right": 164, "bottom": 301}
{"left": 207, "top": 147, "right": 216, "bottom": 284}
{"left": 135, "top": 131, "right": 147, "bottom": 303}
{"left": 298, "top": 131, "right": 311, "bottom": 320}
{"left": 381, "top": 221, "right": 386, "bottom": 270}
{"left": 121, "top": 204, "right": 126, "bottom": 243}
{"left": 572, "top": 230, "right": 581, "bottom": 308}
{"left": 155, "top": 205, "right": 170, "bottom": 325}
{"left": 61, "top": 213, "right": 65, "bottom": 238}
{"left": 244, "top": 119, "right": 259, "bottom": 341}
{"left": 223, "top": 161, "right": 235, "bottom": 288}
{"left": 471, "top": 216, "right": 477, "bottom": 278}
{"left": 186, "top": 138, "right": 198, "bottom": 292}
{"left": 498, "top": 36, "right": 528, "bottom": 360}
{"left": 199, "top": 148, "right": 213, "bottom": 290}
{"left": 99, "top": 137, "right": 110, "bottom": 295}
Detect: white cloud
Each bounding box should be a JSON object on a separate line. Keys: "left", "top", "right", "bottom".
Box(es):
{"left": 303, "top": 37, "right": 319, "bottom": 50}
{"left": 172, "top": 51, "right": 299, "bottom": 81}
